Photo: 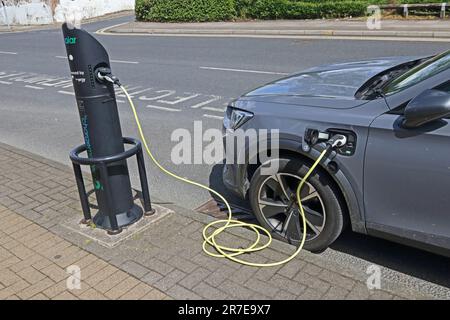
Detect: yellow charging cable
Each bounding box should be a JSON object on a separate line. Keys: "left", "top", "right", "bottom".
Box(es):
{"left": 120, "top": 85, "right": 328, "bottom": 267}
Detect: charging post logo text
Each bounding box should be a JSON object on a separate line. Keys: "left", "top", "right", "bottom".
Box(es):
{"left": 81, "top": 114, "right": 103, "bottom": 191}
{"left": 65, "top": 36, "right": 77, "bottom": 45}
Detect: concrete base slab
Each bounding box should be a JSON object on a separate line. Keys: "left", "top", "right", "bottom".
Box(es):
{"left": 61, "top": 204, "right": 173, "bottom": 248}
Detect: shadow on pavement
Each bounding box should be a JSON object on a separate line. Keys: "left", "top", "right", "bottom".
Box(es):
{"left": 330, "top": 229, "right": 450, "bottom": 289}
{"left": 208, "top": 162, "right": 450, "bottom": 289}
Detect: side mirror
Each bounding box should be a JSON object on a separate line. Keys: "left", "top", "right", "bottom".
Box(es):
{"left": 403, "top": 89, "right": 450, "bottom": 129}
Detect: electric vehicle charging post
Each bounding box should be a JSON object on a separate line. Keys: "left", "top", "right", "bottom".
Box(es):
{"left": 62, "top": 23, "right": 154, "bottom": 235}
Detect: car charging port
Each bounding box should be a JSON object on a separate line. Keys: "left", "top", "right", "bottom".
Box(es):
{"left": 303, "top": 128, "right": 356, "bottom": 156}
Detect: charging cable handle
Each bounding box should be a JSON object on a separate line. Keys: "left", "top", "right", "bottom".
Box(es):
{"left": 96, "top": 67, "right": 122, "bottom": 86}
{"left": 326, "top": 134, "right": 347, "bottom": 149}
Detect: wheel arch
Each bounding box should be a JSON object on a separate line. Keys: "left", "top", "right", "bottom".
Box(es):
{"left": 244, "top": 138, "right": 366, "bottom": 234}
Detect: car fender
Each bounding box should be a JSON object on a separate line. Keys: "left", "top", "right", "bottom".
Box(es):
{"left": 242, "top": 136, "right": 367, "bottom": 234}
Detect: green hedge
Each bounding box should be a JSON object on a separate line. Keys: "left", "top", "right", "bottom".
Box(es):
{"left": 245, "top": 0, "right": 369, "bottom": 19}
{"left": 261, "top": 0, "right": 437, "bottom": 3}
{"left": 136, "top": 0, "right": 236, "bottom": 22}
{"left": 136, "top": 0, "right": 440, "bottom": 22}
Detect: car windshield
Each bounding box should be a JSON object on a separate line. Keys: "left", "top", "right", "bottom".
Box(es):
{"left": 383, "top": 50, "right": 450, "bottom": 95}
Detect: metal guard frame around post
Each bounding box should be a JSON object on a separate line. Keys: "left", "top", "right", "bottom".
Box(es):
{"left": 69, "top": 137, "right": 155, "bottom": 234}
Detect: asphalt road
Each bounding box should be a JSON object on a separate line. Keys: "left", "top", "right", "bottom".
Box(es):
{"left": 0, "top": 15, "right": 449, "bottom": 297}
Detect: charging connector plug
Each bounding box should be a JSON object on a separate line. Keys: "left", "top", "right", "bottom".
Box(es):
{"left": 95, "top": 67, "right": 122, "bottom": 86}
{"left": 326, "top": 134, "right": 347, "bottom": 149}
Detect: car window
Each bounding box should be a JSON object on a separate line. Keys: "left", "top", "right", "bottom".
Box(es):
{"left": 384, "top": 50, "right": 450, "bottom": 95}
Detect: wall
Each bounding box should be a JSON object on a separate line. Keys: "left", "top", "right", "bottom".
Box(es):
{"left": 0, "top": 0, "right": 134, "bottom": 25}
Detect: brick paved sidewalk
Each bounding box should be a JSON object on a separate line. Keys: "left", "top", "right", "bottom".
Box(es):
{"left": 0, "top": 142, "right": 439, "bottom": 300}
{"left": 0, "top": 206, "right": 167, "bottom": 300}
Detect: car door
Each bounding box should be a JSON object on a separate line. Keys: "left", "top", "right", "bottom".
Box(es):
{"left": 364, "top": 80, "right": 450, "bottom": 251}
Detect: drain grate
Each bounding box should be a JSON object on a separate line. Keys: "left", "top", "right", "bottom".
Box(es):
{"left": 196, "top": 198, "right": 257, "bottom": 223}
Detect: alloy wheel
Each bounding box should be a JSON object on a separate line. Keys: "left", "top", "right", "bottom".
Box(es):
{"left": 257, "top": 173, "right": 326, "bottom": 242}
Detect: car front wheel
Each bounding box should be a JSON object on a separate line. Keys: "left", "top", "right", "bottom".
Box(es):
{"left": 249, "top": 157, "right": 347, "bottom": 252}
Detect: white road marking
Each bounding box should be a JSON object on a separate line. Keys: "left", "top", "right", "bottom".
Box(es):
{"left": 200, "top": 66, "right": 288, "bottom": 76}
{"left": 146, "top": 105, "right": 181, "bottom": 112}
{"left": 0, "top": 51, "right": 17, "bottom": 55}
{"left": 202, "top": 106, "right": 226, "bottom": 113}
{"left": 25, "top": 85, "right": 44, "bottom": 90}
{"left": 159, "top": 93, "right": 200, "bottom": 105}
{"left": 110, "top": 59, "right": 139, "bottom": 64}
{"left": 58, "top": 90, "right": 75, "bottom": 96}
{"left": 116, "top": 86, "right": 143, "bottom": 97}
{"left": 190, "top": 96, "right": 221, "bottom": 109}
{"left": 203, "top": 114, "right": 224, "bottom": 120}
{"left": 96, "top": 22, "right": 130, "bottom": 35}
{"left": 121, "top": 88, "right": 153, "bottom": 97}
{"left": 56, "top": 55, "right": 139, "bottom": 65}
{"left": 40, "top": 79, "right": 72, "bottom": 87}
{"left": 0, "top": 70, "right": 233, "bottom": 119}
{"left": 24, "top": 75, "right": 54, "bottom": 84}
{"left": 140, "top": 90, "right": 175, "bottom": 101}
{"left": 0, "top": 72, "right": 26, "bottom": 79}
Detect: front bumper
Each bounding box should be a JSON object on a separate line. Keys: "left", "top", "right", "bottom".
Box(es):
{"left": 222, "top": 125, "right": 250, "bottom": 199}
{"left": 222, "top": 162, "right": 248, "bottom": 199}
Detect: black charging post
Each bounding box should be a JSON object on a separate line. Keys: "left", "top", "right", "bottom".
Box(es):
{"left": 62, "top": 23, "right": 154, "bottom": 235}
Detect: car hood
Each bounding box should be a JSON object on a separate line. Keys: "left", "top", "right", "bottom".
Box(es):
{"left": 241, "top": 56, "right": 420, "bottom": 109}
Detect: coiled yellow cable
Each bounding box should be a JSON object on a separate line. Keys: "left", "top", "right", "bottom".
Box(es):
{"left": 121, "top": 85, "right": 328, "bottom": 267}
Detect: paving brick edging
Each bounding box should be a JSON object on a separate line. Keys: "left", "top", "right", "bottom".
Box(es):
{"left": 107, "top": 27, "right": 450, "bottom": 39}
{"left": 0, "top": 142, "right": 437, "bottom": 300}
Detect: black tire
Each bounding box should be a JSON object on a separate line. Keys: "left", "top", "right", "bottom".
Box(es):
{"left": 249, "top": 156, "right": 346, "bottom": 252}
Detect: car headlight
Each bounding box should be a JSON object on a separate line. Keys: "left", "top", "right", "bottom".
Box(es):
{"left": 223, "top": 107, "right": 254, "bottom": 130}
